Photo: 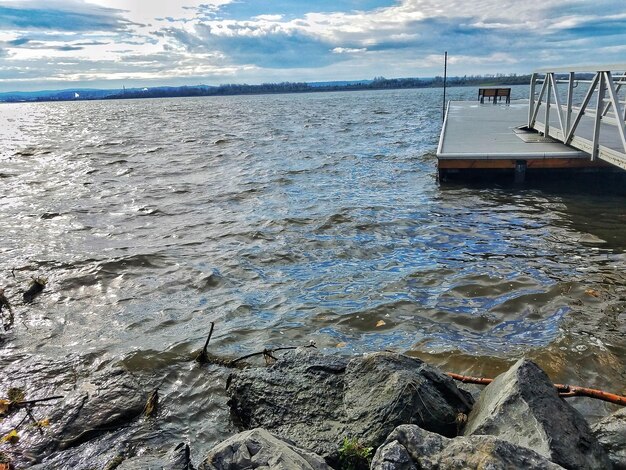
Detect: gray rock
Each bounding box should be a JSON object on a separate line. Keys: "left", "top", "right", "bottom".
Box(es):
{"left": 455, "top": 381, "right": 484, "bottom": 401}
{"left": 463, "top": 358, "right": 611, "bottom": 470}
{"left": 371, "top": 441, "right": 417, "bottom": 470}
{"left": 198, "top": 428, "right": 331, "bottom": 470}
{"left": 54, "top": 368, "right": 146, "bottom": 450}
{"left": 371, "top": 424, "right": 565, "bottom": 470}
{"left": 227, "top": 349, "right": 473, "bottom": 464}
{"left": 117, "top": 442, "right": 194, "bottom": 470}
{"left": 20, "top": 367, "right": 146, "bottom": 463}
{"left": 228, "top": 347, "right": 348, "bottom": 462}
{"left": 344, "top": 352, "right": 473, "bottom": 439}
{"left": 164, "top": 442, "right": 194, "bottom": 470}
{"left": 592, "top": 406, "right": 626, "bottom": 469}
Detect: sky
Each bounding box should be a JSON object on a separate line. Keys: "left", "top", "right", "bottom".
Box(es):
{"left": 1, "top": 0, "right": 625, "bottom": 91}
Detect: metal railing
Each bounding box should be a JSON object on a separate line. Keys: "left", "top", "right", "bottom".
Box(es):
{"left": 528, "top": 65, "right": 626, "bottom": 169}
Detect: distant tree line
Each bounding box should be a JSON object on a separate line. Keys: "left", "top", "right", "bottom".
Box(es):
{"left": 103, "top": 74, "right": 532, "bottom": 100}
{"left": 1, "top": 74, "right": 533, "bottom": 103}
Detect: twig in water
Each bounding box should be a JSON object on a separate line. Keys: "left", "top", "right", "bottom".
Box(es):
{"left": 143, "top": 389, "right": 159, "bottom": 418}
{"left": 196, "top": 322, "right": 215, "bottom": 363}
{"left": 230, "top": 341, "right": 317, "bottom": 366}
{"left": 230, "top": 348, "right": 277, "bottom": 365}
{"left": 16, "top": 396, "right": 64, "bottom": 406}
{"left": 25, "top": 408, "right": 43, "bottom": 436}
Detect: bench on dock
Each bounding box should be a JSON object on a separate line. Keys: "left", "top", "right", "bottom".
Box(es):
{"left": 478, "top": 88, "right": 511, "bottom": 104}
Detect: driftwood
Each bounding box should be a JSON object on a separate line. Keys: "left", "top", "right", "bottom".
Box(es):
{"left": 446, "top": 372, "right": 626, "bottom": 406}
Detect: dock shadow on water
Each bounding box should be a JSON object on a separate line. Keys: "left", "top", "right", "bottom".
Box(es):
{"left": 0, "top": 86, "right": 625, "bottom": 467}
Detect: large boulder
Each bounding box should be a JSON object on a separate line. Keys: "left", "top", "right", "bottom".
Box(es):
{"left": 371, "top": 424, "right": 565, "bottom": 469}
{"left": 198, "top": 428, "right": 331, "bottom": 470}
{"left": 592, "top": 406, "right": 626, "bottom": 469}
{"left": 227, "top": 349, "right": 473, "bottom": 465}
{"left": 228, "top": 348, "right": 348, "bottom": 461}
{"left": 343, "top": 352, "right": 473, "bottom": 438}
{"left": 463, "top": 359, "right": 610, "bottom": 470}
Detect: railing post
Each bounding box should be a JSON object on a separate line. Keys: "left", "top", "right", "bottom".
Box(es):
{"left": 565, "top": 73, "right": 599, "bottom": 144}
{"left": 591, "top": 72, "right": 606, "bottom": 161}
{"left": 604, "top": 71, "right": 626, "bottom": 154}
{"left": 530, "top": 75, "right": 548, "bottom": 128}
{"left": 549, "top": 73, "right": 565, "bottom": 136}
{"left": 544, "top": 73, "right": 552, "bottom": 137}
{"left": 566, "top": 72, "right": 574, "bottom": 137}
{"left": 528, "top": 73, "right": 537, "bottom": 128}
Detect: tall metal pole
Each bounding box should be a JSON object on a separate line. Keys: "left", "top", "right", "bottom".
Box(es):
{"left": 442, "top": 51, "right": 448, "bottom": 121}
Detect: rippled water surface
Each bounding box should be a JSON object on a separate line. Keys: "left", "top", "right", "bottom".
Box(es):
{"left": 1, "top": 86, "right": 626, "bottom": 466}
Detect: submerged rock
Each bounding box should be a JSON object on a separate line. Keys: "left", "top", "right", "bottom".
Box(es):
{"left": 463, "top": 358, "right": 610, "bottom": 470}
{"left": 198, "top": 428, "right": 331, "bottom": 470}
{"left": 227, "top": 349, "right": 473, "bottom": 464}
{"left": 117, "top": 442, "right": 195, "bottom": 470}
{"left": 372, "top": 424, "right": 565, "bottom": 469}
{"left": 17, "top": 367, "right": 146, "bottom": 464}
{"left": 592, "top": 406, "right": 626, "bottom": 469}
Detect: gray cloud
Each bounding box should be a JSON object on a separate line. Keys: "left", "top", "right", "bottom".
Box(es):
{"left": 0, "top": 0, "right": 137, "bottom": 32}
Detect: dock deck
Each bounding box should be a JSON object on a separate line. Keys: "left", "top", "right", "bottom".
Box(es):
{"left": 436, "top": 100, "right": 613, "bottom": 179}
{"left": 438, "top": 100, "right": 589, "bottom": 160}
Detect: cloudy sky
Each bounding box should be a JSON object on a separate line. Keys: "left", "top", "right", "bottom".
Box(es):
{"left": 1, "top": 0, "right": 625, "bottom": 91}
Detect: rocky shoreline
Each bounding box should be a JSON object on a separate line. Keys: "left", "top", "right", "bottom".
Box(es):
{"left": 218, "top": 348, "right": 622, "bottom": 470}
{"left": 2, "top": 348, "right": 625, "bottom": 469}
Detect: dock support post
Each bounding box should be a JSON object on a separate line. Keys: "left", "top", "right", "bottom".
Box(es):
{"left": 514, "top": 160, "right": 527, "bottom": 183}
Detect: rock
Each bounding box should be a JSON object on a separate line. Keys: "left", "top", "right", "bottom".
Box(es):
{"left": 165, "top": 442, "right": 194, "bottom": 470}
{"left": 371, "top": 441, "right": 417, "bottom": 470}
{"left": 454, "top": 381, "right": 484, "bottom": 401}
{"left": 228, "top": 347, "right": 348, "bottom": 461}
{"left": 227, "top": 349, "right": 473, "bottom": 464}
{"left": 371, "top": 424, "right": 565, "bottom": 469}
{"left": 343, "top": 352, "right": 473, "bottom": 439}
{"left": 117, "top": 442, "right": 195, "bottom": 470}
{"left": 54, "top": 368, "right": 146, "bottom": 450}
{"left": 198, "top": 428, "right": 331, "bottom": 470}
{"left": 592, "top": 406, "right": 626, "bottom": 469}
{"left": 463, "top": 358, "right": 610, "bottom": 470}
{"left": 19, "top": 367, "right": 146, "bottom": 463}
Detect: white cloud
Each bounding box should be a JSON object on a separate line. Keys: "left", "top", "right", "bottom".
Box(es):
{"left": 332, "top": 47, "right": 366, "bottom": 54}
{"left": 253, "top": 14, "right": 284, "bottom": 22}
{"left": 86, "top": 0, "right": 233, "bottom": 23}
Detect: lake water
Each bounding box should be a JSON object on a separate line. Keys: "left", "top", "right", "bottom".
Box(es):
{"left": 1, "top": 85, "right": 625, "bottom": 466}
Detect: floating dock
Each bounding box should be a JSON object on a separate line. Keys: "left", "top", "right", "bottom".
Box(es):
{"left": 437, "top": 65, "right": 626, "bottom": 181}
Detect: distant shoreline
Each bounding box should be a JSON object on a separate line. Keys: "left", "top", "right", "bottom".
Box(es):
{"left": 0, "top": 74, "right": 532, "bottom": 104}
